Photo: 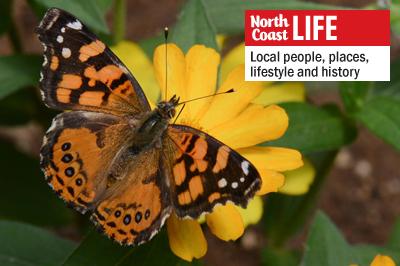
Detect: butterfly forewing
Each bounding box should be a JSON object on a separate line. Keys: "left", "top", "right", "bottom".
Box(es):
{"left": 165, "top": 125, "right": 262, "bottom": 218}
{"left": 36, "top": 8, "right": 150, "bottom": 115}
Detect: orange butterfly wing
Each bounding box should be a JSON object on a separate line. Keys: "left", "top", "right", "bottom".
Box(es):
{"left": 91, "top": 147, "right": 171, "bottom": 245}
{"left": 40, "top": 111, "right": 133, "bottom": 213}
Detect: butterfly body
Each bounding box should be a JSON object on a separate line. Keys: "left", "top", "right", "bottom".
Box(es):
{"left": 133, "top": 95, "right": 179, "bottom": 148}
{"left": 37, "top": 8, "right": 261, "bottom": 246}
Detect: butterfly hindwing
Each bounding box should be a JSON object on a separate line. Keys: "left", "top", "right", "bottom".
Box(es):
{"left": 36, "top": 8, "right": 150, "bottom": 115}
{"left": 91, "top": 147, "right": 172, "bottom": 245}
{"left": 41, "top": 110, "right": 172, "bottom": 245}
{"left": 40, "top": 111, "right": 133, "bottom": 213}
{"left": 165, "top": 124, "right": 262, "bottom": 218}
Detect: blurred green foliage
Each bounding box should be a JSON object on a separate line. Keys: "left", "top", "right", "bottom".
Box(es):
{"left": 302, "top": 212, "right": 400, "bottom": 266}
{"left": 264, "top": 103, "right": 357, "bottom": 154}
{"left": 0, "top": 221, "right": 76, "bottom": 265}
{"left": 0, "top": 0, "right": 399, "bottom": 265}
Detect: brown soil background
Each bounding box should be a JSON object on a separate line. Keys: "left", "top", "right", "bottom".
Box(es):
{"left": 1, "top": 1, "right": 399, "bottom": 265}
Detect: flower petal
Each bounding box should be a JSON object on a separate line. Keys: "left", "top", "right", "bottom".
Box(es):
{"left": 167, "top": 214, "right": 207, "bottom": 261}
{"left": 256, "top": 169, "right": 285, "bottom": 195}
{"left": 181, "top": 45, "right": 220, "bottom": 122}
{"left": 206, "top": 203, "right": 244, "bottom": 241}
{"left": 279, "top": 158, "right": 315, "bottom": 195}
{"left": 199, "top": 65, "right": 264, "bottom": 130}
{"left": 236, "top": 196, "right": 263, "bottom": 227}
{"left": 111, "top": 41, "right": 160, "bottom": 104}
{"left": 252, "top": 82, "right": 305, "bottom": 106}
{"left": 239, "top": 146, "right": 303, "bottom": 172}
{"left": 154, "top": 44, "right": 186, "bottom": 102}
{"left": 370, "top": 254, "right": 396, "bottom": 266}
{"left": 209, "top": 104, "right": 288, "bottom": 149}
{"left": 220, "top": 43, "right": 245, "bottom": 82}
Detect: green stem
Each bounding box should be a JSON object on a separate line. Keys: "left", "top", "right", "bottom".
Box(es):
{"left": 113, "top": 0, "right": 126, "bottom": 44}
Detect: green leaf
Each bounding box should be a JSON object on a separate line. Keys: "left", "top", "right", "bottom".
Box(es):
{"left": 0, "top": 220, "right": 76, "bottom": 266}
{"left": 302, "top": 211, "right": 400, "bottom": 266}
{"left": 355, "top": 97, "right": 400, "bottom": 151}
{"left": 0, "top": 0, "right": 12, "bottom": 35}
{"left": 339, "top": 81, "right": 371, "bottom": 113}
{"left": 0, "top": 140, "right": 75, "bottom": 226}
{"left": 63, "top": 229, "right": 183, "bottom": 266}
{"left": 0, "top": 55, "right": 41, "bottom": 100}
{"left": 372, "top": 58, "right": 400, "bottom": 100}
{"left": 203, "top": 0, "right": 344, "bottom": 34}
{"left": 302, "top": 211, "right": 351, "bottom": 266}
{"left": 31, "top": 0, "right": 112, "bottom": 33}
{"left": 171, "top": 0, "right": 218, "bottom": 53}
{"left": 265, "top": 103, "right": 357, "bottom": 154}
{"left": 95, "top": 0, "right": 114, "bottom": 12}
{"left": 338, "top": 60, "right": 400, "bottom": 151}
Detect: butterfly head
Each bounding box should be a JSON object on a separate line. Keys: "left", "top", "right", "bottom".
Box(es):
{"left": 156, "top": 95, "right": 180, "bottom": 119}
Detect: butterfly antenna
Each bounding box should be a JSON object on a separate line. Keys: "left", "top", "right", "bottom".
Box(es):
{"left": 173, "top": 103, "right": 186, "bottom": 124}
{"left": 164, "top": 27, "right": 169, "bottom": 101}
{"left": 177, "top": 89, "right": 235, "bottom": 106}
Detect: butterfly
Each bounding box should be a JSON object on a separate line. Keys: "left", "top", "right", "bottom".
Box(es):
{"left": 37, "top": 8, "right": 261, "bottom": 246}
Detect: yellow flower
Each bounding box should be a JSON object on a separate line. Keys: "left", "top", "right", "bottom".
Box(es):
{"left": 219, "top": 41, "right": 315, "bottom": 197}
{"left": 279, "top": 158, "right": 315, "bottom": 195}
{"left": 350, "top": 254, "right": 397, "bottom": 266}
{"left": 370, "top": 254, "right": 397, "bottom": 266}
{"left": 112, "top": 41, "right": 304, "bottom": 261}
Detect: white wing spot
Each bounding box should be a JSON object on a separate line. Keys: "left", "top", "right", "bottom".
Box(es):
{"left": 42, "top": 55, "right": 48, "bottom": 66}
{"left": 56, "top": 35, "right": 63, "bottom": 43}
{"left": 62, "top": 47, "right": 71, "bottom": 58}
{"left": 39, "top": 72, "right": 44, "bottom": 82}
{"left": 66, "top": 20, "right": 82, "bottom": 30}
{"left": 240, "top": 177, "right": 245, "bottom": 183}
{"left": 61, "top": 27, "right": 65, "bottom": 33}
{"left": 41, "top": 42, "right": 47, "bottom": 52}
{"left": 218, "top": 178, "right": 227, "bottom": 188}
{"left": 231, "top": 182, "right": 238, "bottom": 189}
{"left": 40, "top": 89, "right": 45, "bottom": 100}
{"left": 241, "top": 161, "right": 250, "bottom": 176}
